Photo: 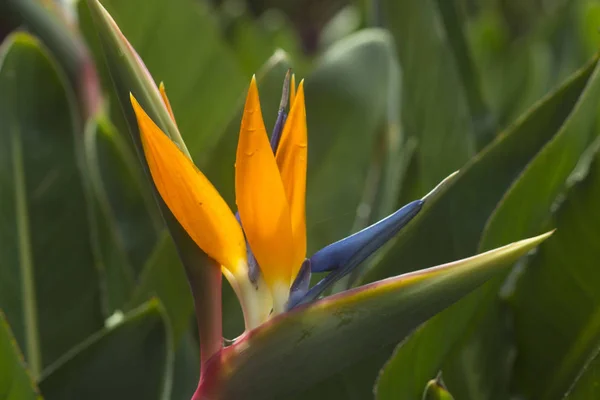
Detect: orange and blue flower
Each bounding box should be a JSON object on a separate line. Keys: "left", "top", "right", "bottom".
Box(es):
{"left": 130, "top": 72, "right": 424, "bottom": 329}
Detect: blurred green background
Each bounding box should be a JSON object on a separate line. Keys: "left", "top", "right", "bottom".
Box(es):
{"left": 3, "top": 0, "right": 600, "bottom": 399}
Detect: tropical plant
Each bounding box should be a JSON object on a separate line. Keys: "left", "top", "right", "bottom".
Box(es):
{"left": 1, "top": 0, "right": 600, "bottom": 399}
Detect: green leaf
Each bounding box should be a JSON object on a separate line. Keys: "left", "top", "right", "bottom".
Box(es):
{"left": 0, "top": 311, "right": 41, "bottom": 400}
{"left": 510, "top": 145, "right": 600, "bottom": 398}
{"left": 433, "top": 0, "right": 495, "bottom": 149}
{"left": 83, "top": 115, "right": 160, "bottom": 313}
{"left": 0, "top": 32, "right": 104, "bottom": 375}
{"left": 441, "top": 49, "right": 600, "bottom": 399}
{"left": 304, "top": 29, "right": 400, "bottom": 252}
{"left": 80, "top": 0, "right": 246, "bottom": 157}
{"left": 85, "top": 0, "right": 222, "bottom": 359}
{"left": 170, "top": 332, "right": 200, "bottom": 400}
{"left": 564, "top": 350, "right": 600, "bottom": 400}
{"left": 381, "top": 0, "right": 475, "bottom": 199}
{"left": 129, "top": 233, "right": 194, "bottom": 343}
{"left": 210, "top": 233, "right": 551, "bottom": 400}
{"left": 39, "top": 300, "right": 173, "bottom": 400}
{"left": 368, "top": 54, "right": 600, "bottom": 400}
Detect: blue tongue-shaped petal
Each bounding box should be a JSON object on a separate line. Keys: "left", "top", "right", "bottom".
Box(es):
{"left": 287, "top": 199, "right": 423, "bottom": 309}
{"left": 286, "top": 171, "right": 459, "bottom": 310}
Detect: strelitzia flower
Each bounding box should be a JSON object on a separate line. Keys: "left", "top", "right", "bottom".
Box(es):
{"left": 130, "top": 72, "right": 430, "bottom": 329}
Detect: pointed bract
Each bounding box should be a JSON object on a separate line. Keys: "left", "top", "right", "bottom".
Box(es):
{"left": 288, "top": 200, "right": 423, "bottom": 308}
{"left": 235, "top": 76, "right": 295, "bottom": 311}
{"left": 158, "top": 82, "right": 177, "bottom": 127}
{"left": 130, "top": 94, "right": 247, "bottom": 275}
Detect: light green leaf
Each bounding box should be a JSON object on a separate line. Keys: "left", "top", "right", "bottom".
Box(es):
{"left": 0, "top": 32, "right": 104, "bottom": 375}
{"left": 211, "top": 233, "right": 551, "bottom": 400}
{"left": 564, "top": 350, "right": 600, "bottom": 400}
{"left": 381, "top": 0, "right": 475, "bottom": 199}
{"left": 0, "top": 311, "right": 41, "bottom": 400}
{"left": 511, "top": 145, "right": 600, "bottom": 398}
{"left": 39, "top": 300, "right": 173, "bottom": 400}
{"left": 368, "top": 54, "right": 600, "bottom": 400}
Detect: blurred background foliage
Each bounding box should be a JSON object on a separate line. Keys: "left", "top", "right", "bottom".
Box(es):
{"left": 3, "top": 0, "right": 600, "bottom": 399}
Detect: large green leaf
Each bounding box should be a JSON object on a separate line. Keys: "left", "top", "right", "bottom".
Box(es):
{"left": 79, "top": 0, "right": 246, "bottom": 157}
{"left": 563, "top": 350, "right": 600, "bottom": 400}
{"left": 381, "top": 0, "right": 475, "bottom": 199}
{"left": 0, "top": 311, "right": 40, "bottom": 400}
{"left": 434, "top": 0, "right": 495, "bottom": 149}
{"left": 86, "top": 0, "right": 222, "bottom": 360}
{"left": 83, "top": 115, "right": 162, "bottom": 313}
{"left": 170, "top": 332, "right": 200, "bottom": 400}
{"left": 510, "top": 146, "right": 600, "bottom": 398}
{"left": 129, "top": 233, "right": 194, "bottom": 343}
{"left": 208, "top": 233, "right": 550, "bottom": 400}
{"left": 0, "top": 33, "right": 103, "bottom": 375}
{"left": 304, "top": 29, "right": 400, "bottom": 252}
{"left": 441, "top": 50, "right": 600, "bottom": 399}
{"left": 39, "top": 300, "right": 173, "bottom": 400}
{"left": 369, "top": 54, "right": 600, "bottom": 400}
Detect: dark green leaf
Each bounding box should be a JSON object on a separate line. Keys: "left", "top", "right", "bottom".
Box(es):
{"left": 0, "top": 32, "right": 103, "bottom": 374}
{"left": 304, "top": 29, "right": 399, "bottom": 253}
{"left": 381, "top": 0, "right": 475, "bottom": 199}
{"left": 39, "top": 300, "right": 173, "bottom": 400}
{"left": 85, "top": 0, "right": 221, "bottom": 357}
{"left": 0, "top": 311, "right": 41, "bottom": 400}
{"left": 80, "top": 0, "right": 246, "bottom": 157}
{"left": 170, "top": 332, "right": 200, "bottom": 400}
{"left": 442, "top": 50, "right": 600, "bottom": 399}
{"left": 129, "top": 233, "right": 194, "bottom": 343}
{"left": 83, "top": 115, "right": 162, "bottom": 313}
{"left": 511, "top": 145, "right": 600, "bottom": 398}
{"left": 368, "top": 54, "right": 599, "bottom": 400}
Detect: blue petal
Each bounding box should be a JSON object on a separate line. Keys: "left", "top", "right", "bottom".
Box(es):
{"left": 287, "top": 200, "right": 423, "bottom": 309}
{"left": 310, "top": 200, "right": 423, "bottom": 273}
{"left": 286, "top": 259, "right": 311, "bottom": 310}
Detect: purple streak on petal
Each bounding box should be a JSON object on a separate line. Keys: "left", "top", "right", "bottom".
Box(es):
{"left": 235, "top": 211, "right": 260, "bottom": 285}
{"left": 269, "top": 69, "right": 291, "bottom": 152}
{"left": 286, "top": 259, "right": 311, "bottom": 310}
{"left": 287, "top": 200, "right": 424, "bottom": 309}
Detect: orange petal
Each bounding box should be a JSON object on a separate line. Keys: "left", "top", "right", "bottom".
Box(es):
{"left": 235, "top": 77, "right": 294, "bottom": 304}
{"left": 289, "top": 74, "right": 296, "bottom": 107}
{"left": 130, "top": 94, "right": 247, "bottom": 274}
{"left": 158, "top": 82, "right": 177, "bottom": 127}
{"left": 275, "top": 80, "right": 307, "bottom": 278}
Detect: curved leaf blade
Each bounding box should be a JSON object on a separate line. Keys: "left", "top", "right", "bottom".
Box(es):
{"left": 512, "top": 146, "right": 600, "bottom": 398}
{"left": 0, "top": 311, "right": 40, "bottom": 400}
{"left": 0, "top": 32, "right": 104, "bottom": 373}
{"left": 214, "top": 233, "right": 551, "bottom": 400}
{"left": 39, "top": 300, "right": 173, "bottom": 400}
{"left": 368, "top": 54, "right": 600, "bottom": 400}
